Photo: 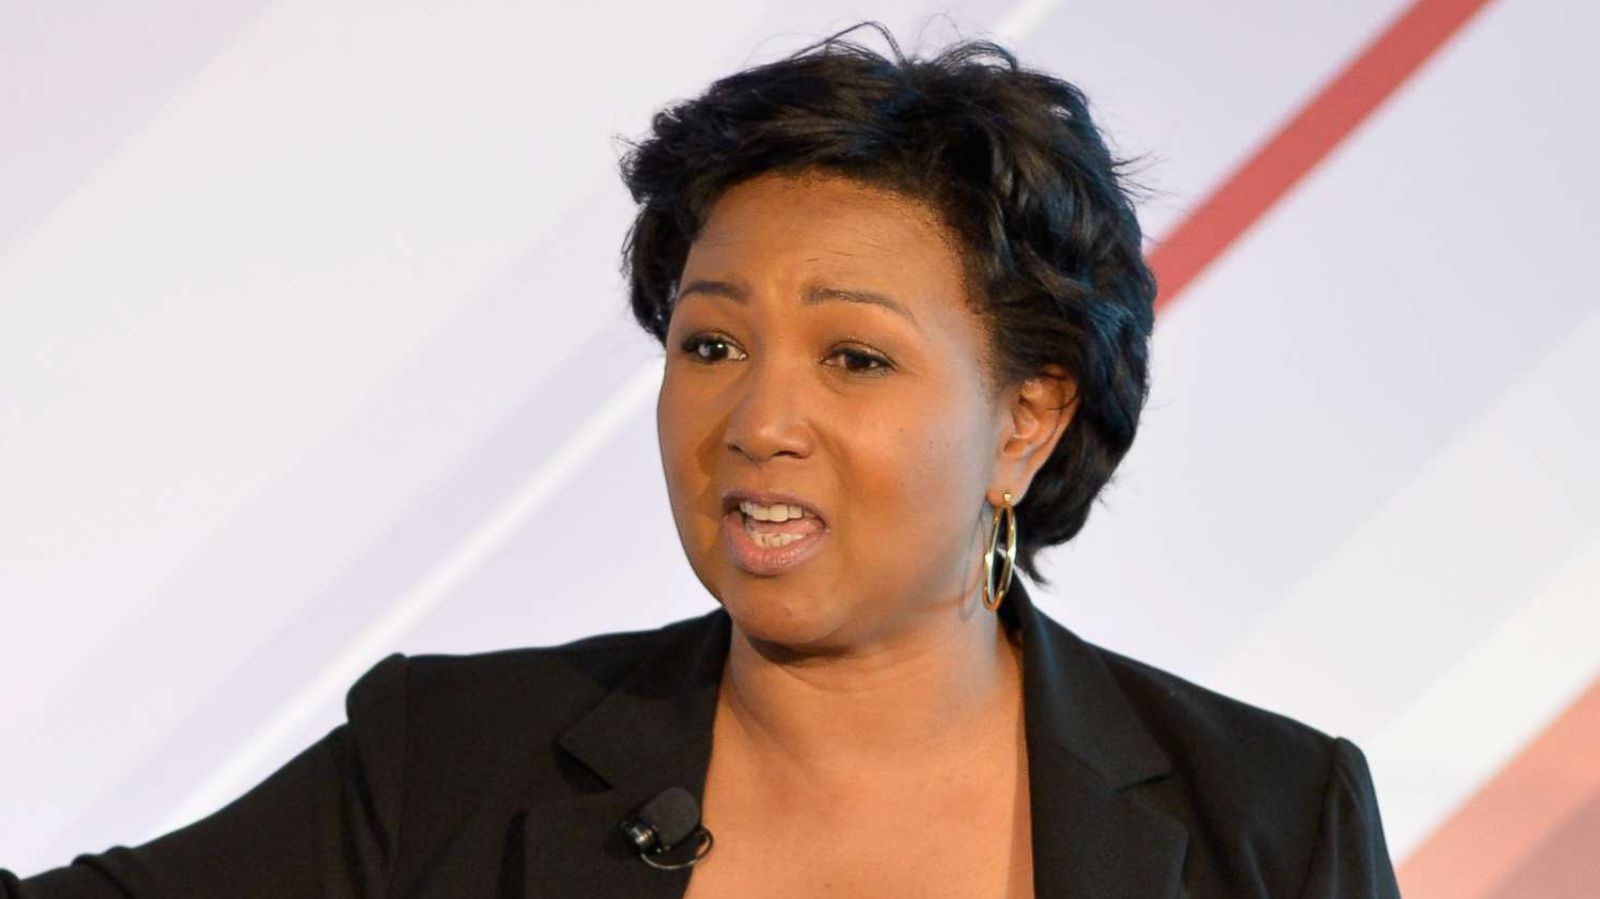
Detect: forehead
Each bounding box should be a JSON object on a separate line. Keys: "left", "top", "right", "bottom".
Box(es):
{"left": 685, "top": 172, "right": 971, "bottom": 295}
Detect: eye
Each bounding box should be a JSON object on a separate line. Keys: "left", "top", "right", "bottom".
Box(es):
{"left": 679, "top": 333, "right": 748, "bottom": 363}
{"left": 826, "top": 345, "right": 893, "bottom": 375}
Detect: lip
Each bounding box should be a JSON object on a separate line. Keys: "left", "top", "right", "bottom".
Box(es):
{"left": 719, "top": 488, "right": 827, "bottom": 524}
{"left": 718, "top": 488, "right": 828, "bottom": 577}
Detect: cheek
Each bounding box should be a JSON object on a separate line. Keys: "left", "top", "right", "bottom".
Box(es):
{"left": 656, "top": 376, "right": 707, "bottom": 520}
{"left": 842, "top": 390, "right": 990, "bottom": 547}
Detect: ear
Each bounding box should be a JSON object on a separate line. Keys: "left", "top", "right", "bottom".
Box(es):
{"left": 989, "top": 364, "right": 1078, "bottom": 506}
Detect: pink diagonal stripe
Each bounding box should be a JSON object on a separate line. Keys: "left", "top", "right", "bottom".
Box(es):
{"left": 1398, "top": 672, "right": 1600, "bottom": 899}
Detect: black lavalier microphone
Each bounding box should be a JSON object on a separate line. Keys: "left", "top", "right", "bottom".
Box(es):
{"left": 619, "top": 786, "right": 715, "bottom": 870}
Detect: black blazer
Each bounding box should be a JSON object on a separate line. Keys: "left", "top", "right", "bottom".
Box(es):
{"left": 4, "top": 580, "right": 1401, "bottom": 898}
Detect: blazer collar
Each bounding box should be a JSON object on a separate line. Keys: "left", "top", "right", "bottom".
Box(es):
{"left": 525, "top": 581, "right": 1187, "bottom": 898}
{"left": 997, "top": 579, "right": 1189, "bottom": 897}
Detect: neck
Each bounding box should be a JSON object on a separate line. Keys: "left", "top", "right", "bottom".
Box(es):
{"left": 716, "top": 592, "right": 1024, "bottom": 784}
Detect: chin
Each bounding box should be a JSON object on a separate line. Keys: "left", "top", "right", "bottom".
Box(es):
{"left": 715, "top": 579, "right": 853, "bottom": 653}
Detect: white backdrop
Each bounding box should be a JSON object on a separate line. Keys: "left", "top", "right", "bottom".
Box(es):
{"left": 3, "top": 2, "right": 1597, "bottom": 895}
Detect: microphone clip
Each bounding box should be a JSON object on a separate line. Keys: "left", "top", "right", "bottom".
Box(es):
{"left": 620, "top": 786, "right": 715, "bottom": 871}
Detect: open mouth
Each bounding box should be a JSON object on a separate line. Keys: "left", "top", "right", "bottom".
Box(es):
{"left": 734, "top": 499, "right": 824, "bottom": 546}
{"left": 721, "top": 498, "right": 827, "bottom": 575}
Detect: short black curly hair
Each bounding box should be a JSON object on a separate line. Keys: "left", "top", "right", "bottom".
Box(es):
{"left": 618, "top": 22, "right": 1155, "bottom": 584}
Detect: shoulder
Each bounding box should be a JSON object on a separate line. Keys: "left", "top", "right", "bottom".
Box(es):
{"left": 1093, "top": 641, "right": 1338, "bottom": 779}
{"left": 1077, "top": 640, "right": 1398, "bottom": 895}
{"left": 326, "top": 614, "right": 721, "bottom": 890}
{"left": 340, "top": 613, "right": 715, "bottom": 795}
{"left": 346, "top": 614, "right": 707, "bottom": 731}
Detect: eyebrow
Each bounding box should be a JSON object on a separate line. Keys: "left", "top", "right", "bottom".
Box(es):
{"left": 675, "top": 279, "right": 920, "bottom": 329}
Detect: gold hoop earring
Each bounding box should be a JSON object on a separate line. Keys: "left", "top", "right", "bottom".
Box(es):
{"left": 983, "top": 491, "right": 1018, "bottom": 612}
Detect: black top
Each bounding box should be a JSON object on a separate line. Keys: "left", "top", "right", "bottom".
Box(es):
{"left": 3, "top": 579, "right": 1402, "bottom": 898}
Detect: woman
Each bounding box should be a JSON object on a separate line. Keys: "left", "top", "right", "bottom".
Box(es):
{"left": 3, "top": 24, "right": 1401, "bottom": 899}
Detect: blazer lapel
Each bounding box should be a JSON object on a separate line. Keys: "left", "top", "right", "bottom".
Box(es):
{"left": 1003, "top": 579, "right": 1190, "bottom": 898}
{"left": 522, "top": 583, "right": 1188, "bottom": 899}
{"left": 521, "top": 610, "right": 730, "bottom": 899}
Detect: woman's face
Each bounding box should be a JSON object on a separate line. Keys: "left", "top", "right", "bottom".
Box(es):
{"left": 657, "top": 171, "right": 1051, "bottom": 652}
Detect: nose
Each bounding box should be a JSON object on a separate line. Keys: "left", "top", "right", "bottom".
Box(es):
{"left": 724, "top": 355, "right": 813, "bottom": 463}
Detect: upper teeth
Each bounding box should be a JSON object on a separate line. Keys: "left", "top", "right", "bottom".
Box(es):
{"left": 739, "top": 500, "right": 813, "bottom": 522}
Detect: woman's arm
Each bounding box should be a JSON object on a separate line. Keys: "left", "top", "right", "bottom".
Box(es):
{"left": 1, "top": 654, "right": 408, "bottom": 899}
{"left": 1295, "top": 737, "right": 1403, "bottom": 899}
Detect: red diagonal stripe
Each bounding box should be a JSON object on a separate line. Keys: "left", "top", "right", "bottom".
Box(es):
{"left": 1149, "top": 0, "right": 1496, "bottom": 314}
